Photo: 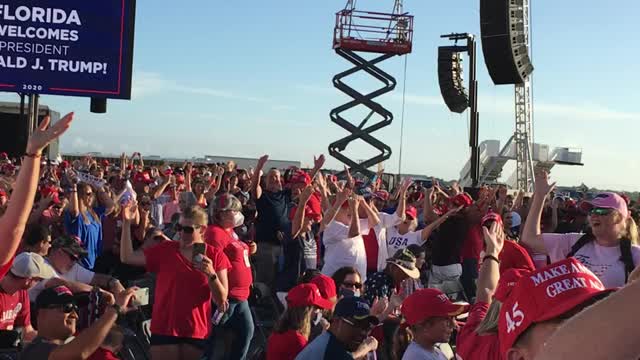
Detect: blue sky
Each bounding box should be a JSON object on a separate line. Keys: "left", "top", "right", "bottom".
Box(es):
{"left": 2, "top": 0, "right": 639, "bottom": 190}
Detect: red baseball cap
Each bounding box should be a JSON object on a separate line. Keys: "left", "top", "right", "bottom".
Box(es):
{"left": 452, "top": 193, "right": 473, "bottom": 208}
{"left": 101, "top": 160, "right": 110, "bottom": 167}
{"left": 401, "top": 288, "right": 469, "bottom": 326}
{"left": 481, "top": 211, "right": 502, "bottom": 226}
{"left": 493, "top": 268, "right": 528, "bottom": 303}
{"left": 310, "top": 273, "right": 337, "bottom": 300}
{"left": 498, "top": 258, "right": 611, "bottom": 355}
{"left": 290, "top": 170, "right": 311, "bottom": 186}
{"left": 286, "top": 283, "right": 334, "bottom": 310}
{"left": 60, "top": 160, "right": 70, "bottom": 169}
{"left": 134, "top": 172, "right": 153, "bottom": 185}
{"left": 405, "top": 206, "right": 418, "bottom": 220}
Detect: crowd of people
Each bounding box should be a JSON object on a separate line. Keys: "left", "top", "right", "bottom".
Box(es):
{"left": 0, "top": 112, "right": 640, "bottom": 360}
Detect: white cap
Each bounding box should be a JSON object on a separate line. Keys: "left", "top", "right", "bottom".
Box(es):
{"left": 11, "top": 252, "right": 56, "bottom": 279}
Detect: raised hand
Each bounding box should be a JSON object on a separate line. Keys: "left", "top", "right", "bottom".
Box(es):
{"left": 482, "top": 220, "right": 505, "bottom": 255}
{"left": 534, "top": 170, "right": 556, "bottom": 196}
{"left": 300, "top": 185, "right": 314, "bottom": 202}
{"left": 26, "top": 113, "right": 74, "bottom": 154}
{"left": 313, "top": 154, "right": 326, "bottom": 169}
{"left": 256, "top": 155, "right": 269, "bottom": 170}
{"left": 343, "top": 166, "right": 353, "bottom": 186}
{"left": 122, "top": 202, "right": 138, "bottom": 222}
{"left": 400, "top": 177, "right": 413, "bottom": 194}
{"left": 370, "top": 296, "right": 389, "bottom": 317}
{"left": 498, "top": 185, "right": 508, "bottom": 200}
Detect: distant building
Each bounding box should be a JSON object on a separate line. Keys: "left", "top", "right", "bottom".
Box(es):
{"left": 61, "top": 152, "right": 301, "bottom": 170}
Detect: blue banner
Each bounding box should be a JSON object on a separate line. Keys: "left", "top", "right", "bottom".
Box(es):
{"left": 0, "top": 1, "right": 136, "bottom": 99}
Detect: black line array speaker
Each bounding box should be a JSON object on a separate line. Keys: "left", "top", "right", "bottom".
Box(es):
{"left": 480, "top": 0, "right": 534, "bottom": 84}
{"left": 438, "top": 47, "right": 469, "bottom": 113}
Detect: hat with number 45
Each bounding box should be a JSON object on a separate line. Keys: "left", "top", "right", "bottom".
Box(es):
{"left": 498, "top": 258, "right": 613, "bottom": 355}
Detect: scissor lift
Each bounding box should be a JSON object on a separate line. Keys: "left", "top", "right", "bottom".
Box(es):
{"left": 329, "top": 1, "right": 413, "bottom": 177}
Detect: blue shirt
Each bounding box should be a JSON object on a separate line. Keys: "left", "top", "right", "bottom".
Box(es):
{"left": 64, "top": 206, "right": 106, "bottom": 270}
{"left": 295, "top": 331, "right": 353, "bottom": 360}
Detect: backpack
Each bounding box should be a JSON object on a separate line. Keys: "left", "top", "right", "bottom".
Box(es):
{"left": 566, "top": 233, "right": 635, "bottom": 282}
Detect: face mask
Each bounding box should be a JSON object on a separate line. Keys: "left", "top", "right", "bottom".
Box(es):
{"left": 233, "top": 212, "right": 245, "bottom": 228}
{"left": 353, "top": 289, "right": 361, "bottom": 297}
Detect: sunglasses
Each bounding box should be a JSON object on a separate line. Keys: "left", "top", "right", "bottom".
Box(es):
{"left": 342, "top": 281, "right": 363, "bottom": 289}
{"left": 84, "top": 192, "right": 93, "bottom": 197}
{"left": 175, "top": 224, "right": 200, "bottom": 234}
{"left": 46, "top": 303, "right": 79, "bottom": 314}
{"left": 590, "top": 208, "right": 613, "bottom": 216}
{"left": 52, "top": 206, "right": 62, "bottom": 210}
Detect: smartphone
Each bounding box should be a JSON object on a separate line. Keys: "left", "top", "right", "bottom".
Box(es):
{"left": 132, "top": 288, "right": 150, "bottom": 307}
{"left": 192, "top": 243, "right": 206, "bottom": 263}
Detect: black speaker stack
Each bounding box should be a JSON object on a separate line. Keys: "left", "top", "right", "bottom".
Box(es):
{"left": 480, "top": 0, "right": 534, "bottom": 84}
{"left": 438, "top": 47, "right": 469, "bottom": 113}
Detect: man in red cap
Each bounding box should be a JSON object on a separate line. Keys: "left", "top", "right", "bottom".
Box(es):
{"left": 400, "top": 288, "right": 468, "bottom": 359}
{"left": 498, "top": 257, "right": 612, "bottom": 359}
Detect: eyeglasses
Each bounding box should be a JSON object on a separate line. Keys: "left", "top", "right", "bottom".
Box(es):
{"left": 176, "top": 224, "right": 200, "bottom": 234}
{"left": 590, "top": 208, "right": 613, "bottom": 216}
{"left": 45, "top": 303, "right": 78, "bottom": 314}
{"left": 342, "top": 281, "right": 363, "bottom": 289}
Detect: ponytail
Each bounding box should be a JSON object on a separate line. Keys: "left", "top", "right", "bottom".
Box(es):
{"left": 624, "top": 217, "right": 639, "bottom": 245}
{"left": 392, "top": 325, "right": 414, "bottom": 360}
{"left": 475, "top": 300, "right": 502, "bottom": 335}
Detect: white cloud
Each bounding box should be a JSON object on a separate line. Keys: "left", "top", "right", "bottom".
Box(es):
{"left": 70, "top": 137, "right": 104, "bottom": 153}
{"left": 132, "top": 70, "right": 288, "bottom": 106}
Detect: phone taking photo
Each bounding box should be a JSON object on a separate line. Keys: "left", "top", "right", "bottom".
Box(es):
{"left": 192, "top": 243, "right": 206, "bottom": 263}
{"left": 131, "top": 288, "right": 150, "bottom": 307}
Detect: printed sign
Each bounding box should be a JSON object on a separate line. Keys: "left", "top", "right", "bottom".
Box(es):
{"left": 76, "top": 171, "right": 106, "bottom": 188}
{"left": 0, "top": 1, "right": 136, "bottom": 99}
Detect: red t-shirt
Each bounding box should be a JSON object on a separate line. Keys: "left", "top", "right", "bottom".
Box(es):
{"left": 0, "top": 288, "right": 30, "bottom": 330}
{"left": 0, "top": 257, "right": 13, "bottom": 280}
{"left": 362, "top": 229, "right": 379, "bottom": 273}
{"left": 144, "top": 241, "right": 231, "bottom": 339}
{"left": 456, "top": 302, "right": 503, "bottom": 360}
{"left": 88, "top": 348, "right": 119, "bottom": 360}
{"left": 266, "top": 330, "right": 307, "bottom": 360}
{"left": 499, "top": 239, "right": 536, "bottom": 274}
{"left": 205, "top": 225, "right": 253, "bottom": 301}
{"left": 460, "top": 225, "right": 483, "bottom": 261}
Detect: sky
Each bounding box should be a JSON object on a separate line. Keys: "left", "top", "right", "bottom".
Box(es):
{"left": 1, "top": 0, "right": 639, "bottom": 190}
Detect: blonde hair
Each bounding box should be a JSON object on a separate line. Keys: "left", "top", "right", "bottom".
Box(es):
{"left": 181, "top": 206, "right": 208, "bottom": 227}
{"left": 78, "top": 183, "right": 100, "bottom": 225}
{"left": 475, "top": 300, "right": 502, "bottom": 335}
{"left": 273, "top": 305, "right": 314, "bottom": 339}
{"left": 623, "top": 216, "right": 639, "bottom": 245}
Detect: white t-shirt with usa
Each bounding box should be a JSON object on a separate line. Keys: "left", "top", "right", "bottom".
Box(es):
{"left": 386, "top": 227, "right": 424, "bottom": 255}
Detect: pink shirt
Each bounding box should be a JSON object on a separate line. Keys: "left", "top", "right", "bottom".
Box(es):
{"left": 542, "top": 233, "right": 640, "bottom": 288}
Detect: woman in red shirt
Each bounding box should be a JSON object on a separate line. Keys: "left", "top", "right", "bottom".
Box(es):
{"left": 204, "top": 194, "right": 257, "bottom": 360}
{"left": 120, "top": 204, "right": 230, "bottom": 360}
{"left": 266, "top": 283, "right": 334, "bottom": 360}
